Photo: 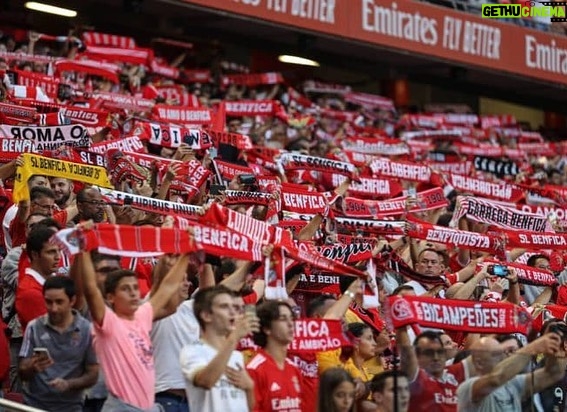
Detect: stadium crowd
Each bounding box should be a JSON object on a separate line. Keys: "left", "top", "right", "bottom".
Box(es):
{"left": 0, "top": 25, "right": 565, "bottom": 412}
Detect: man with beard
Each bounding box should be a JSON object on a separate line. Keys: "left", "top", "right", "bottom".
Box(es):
{"left": 18, "top": 276, "right": 98, "bottom": 411}
{"left": 71, "top": 187, "right": 106, "bottom": 225}
{"left": 50, "top": 178, "right": 75, "bottom": 209}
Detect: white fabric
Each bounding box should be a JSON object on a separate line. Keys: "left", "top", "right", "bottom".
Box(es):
{"left": 25, "top": 267, "right": 47, "bottom": 285}
{"left": 2, "top": 204, "right": 17, "bottom": 250}
{"left": 151, "top": 300, "right": 200, "bottom": 393}
{"left": 180, "top": 340, "right": 249, "bottom": 412}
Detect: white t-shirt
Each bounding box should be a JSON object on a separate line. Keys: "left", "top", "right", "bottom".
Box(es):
{"left": 180, "top": 340, "right": 249, "bottom": 412}
{"left": 2, "top": 204, "right": 17, "bottom": 250}
{"left": 151, "top": 299, "right": 200, "bottom": 393}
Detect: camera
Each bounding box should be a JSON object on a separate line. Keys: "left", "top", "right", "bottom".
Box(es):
{"left": 238, "top": 174, "right": 256, "bottom": 185}
{"left": 487, "top": 264, "right": 509, "bottom": 277}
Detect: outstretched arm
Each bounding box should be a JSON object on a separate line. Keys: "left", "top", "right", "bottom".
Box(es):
{"left": 78, "top": 251, "right": 106, "bottom": 326}
{"left": 150, "top": 254, "right": 190, "bottom": 321}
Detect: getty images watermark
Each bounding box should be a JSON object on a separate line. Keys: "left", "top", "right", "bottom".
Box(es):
{"left": 482, "top": 1, "right": 567, "bottom": 21}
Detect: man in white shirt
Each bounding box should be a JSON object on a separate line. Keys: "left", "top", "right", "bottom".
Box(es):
{"left": 180, "top": 285, "right": 258, "bottom": 412}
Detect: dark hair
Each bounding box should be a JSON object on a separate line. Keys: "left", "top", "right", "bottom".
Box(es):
{"left": 253, "top": 300, "right": 293, "bottom": 348}
{"left": 26, "top": 226, "right": 57, "bottom": 260}
{"left": 494, "top": 334, "right": 524, "bottom": 348}
{"left": 76, "top": 187, "right": 99, "bottom": 203}
{"left": 417, "top": 248, "right": 443, "bottom": 263}
{"left": 30, "top": 186, "right": 55, "bottom": 202}
{"left": 34, "top": 217, "right": 61, "bottom": 231}
{"left": 392, "top": 285, "right": 415, "bottom": 296}
{"left": 91, "top": 251, "right": 121, "bottom": 266}
{"left": 414, "top": 330, "right": 443, "bottom": 348}
{"left": 317, "top": 368, "right": 355, "bottom": 412}
{"left": 369, "top": 370, "right": 408, "bottom": 394}
{"left": 527, "top": 254, "right": 549, "bottom": 268}
{"left": 306, "top": 294, "right": 336, "bottom": 318}
{"left": 452, "top": 349, "right": 471, "bottom": 364}
{"left": 43, "top": 276, "right": 75, "bottom": 299}
{"left": 104, "top": 269, "right": 138, "bottom": 296}
{"left": 347, "top": 322, "right": 370, "bottom": 339}
{"left": 193, "top": 285, "right": 235, "bottom": 330}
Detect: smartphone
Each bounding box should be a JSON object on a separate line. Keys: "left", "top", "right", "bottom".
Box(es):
{"left": 238, "top": 174, "right": 256, "bottom": 185}
{"left": 244, "top": 305, "right": 257, "bottom": 317}
{"left": 487, "top": 264, "right": 509, "bottom": 277}
{"left": 34, "top": 347, "right": 51, "bottom": 360}
{"left": 209, "top": 184, "right": 226, "bottom": 196}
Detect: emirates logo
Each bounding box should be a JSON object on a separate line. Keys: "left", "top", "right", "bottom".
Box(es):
{"left": 391, "top": 298, "right": 413, "bottom": 322}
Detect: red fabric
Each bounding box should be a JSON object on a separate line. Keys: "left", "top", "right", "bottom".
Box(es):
{"left": 0, "top": 317, "right": 9, "bottom": 384}
{"left": 141, "top": 85, "right": 159, "bottom": 100}
{"left": 10, "top": 210, "right": 67, "bottom": 249}
{"left": 246, "top": 349, "right": 304, "bottom": 412}
{"left": 242, "top": 291, "right": 258, "bottom": 305}
{"left": 409, "top": 362, "right": 466, "bottom": 412}
{"left": 288, "top": 352, "right": 317, "bottom": 412}
{"left": 121, "top": 257, "right": 154, "bottom": 298}
{"left": 15, "top": 271, "right": 46, "bottom": 332}
{"left": 556, "top": 286, "right": 567, "bottom": 306}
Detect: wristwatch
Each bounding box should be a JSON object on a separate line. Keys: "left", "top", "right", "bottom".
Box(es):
{"left": 344, "top": 290, "right": 356, "bottom": 299}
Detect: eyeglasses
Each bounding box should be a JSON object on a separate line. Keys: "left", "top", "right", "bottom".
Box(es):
{"left": 81, "top": 200, "right": 106, "bottom": 207}
{"left": 32, "top": 202, "right": 56, "bottom": 211}
{"left": 417, "top": 348, "right": 446, "bottom": 357}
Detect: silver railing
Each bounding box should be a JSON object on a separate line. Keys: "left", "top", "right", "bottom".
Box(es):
{"left": 0, "top": 399, "right": 46, "bottom": 412}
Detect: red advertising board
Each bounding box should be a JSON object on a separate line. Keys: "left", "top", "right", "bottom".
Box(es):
{"left": 183, "top": 0, "right": 567, "bottom": 86}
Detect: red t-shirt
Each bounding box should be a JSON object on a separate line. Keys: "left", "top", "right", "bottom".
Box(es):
{"left": 408, "top": 361, "right": 467, "bottom": 412}
{"left": 15, "top": 268, "right": 46, "bottom": 332}
{"left": 246, "top": 349, "right": 303, "bottom": 412}
{"left": 288, "top": 352, "right": 318, "bottom": 412}
{"left": 10, "top": 210, "right": 67, "bottom": 249}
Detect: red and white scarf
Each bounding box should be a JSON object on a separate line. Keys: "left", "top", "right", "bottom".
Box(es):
{"left": 0, "top": 124, "right": 90, "bottom": 150}
{"left": 406, "top": 216, "right": 505, "bottom": 256}
{"left": 388, "top": 295, "right": 531, "bottom": 334}
{"left": 369, "top": 158, "right": 435, "bottom": 184}
{"left": 99, "top": 188, "right": 203, "bottom": 220}
{"left": 0, "top": 138, "right": 36, "bottom": 162}
{"left": 335, "top": 217, "right": 405, "bottom": 236}
{"left": 340, "top": 187, "right": 448, "bottom": 218}
{"left": 135, "top": 121, "right": 212, "bottom": 150}
{"left": 90, "top": 136, "right": 146, "bottom": 154}
{"left": 221, "top": 72, "right": 283, "bottom": 87}
{"left": 341, "top": 137, "right": 409, "bottom": 156}
{"left": 446, "top": 173, "right": 524, "bottom": 203}
{"left": 82, "top": 32, "right": 136, "bottom": 49}
{"left": 279, "top": 153, "right": 358, "bottom": 180}
{"left": 209, "top": 130, "right": 253, "bottom": 150}
{"left": 151, "top": 105, "right": 212, "bottom": 125}
{"left": 222, "top": 100, "right": 284, "bottom": 117}
{"left": 452, "top": 196, "right": 553, "bottom": 232}
{"left": 90, "top": 92, "right": 154, "bottom": 112}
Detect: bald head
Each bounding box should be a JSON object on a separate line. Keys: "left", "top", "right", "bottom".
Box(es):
{"left": 471, "top": 337, "right": 505, "bottom": 374}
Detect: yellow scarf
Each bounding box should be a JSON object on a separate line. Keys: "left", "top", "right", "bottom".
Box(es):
{"left": 13, "top": 153, "right": 112, "bottom": 203}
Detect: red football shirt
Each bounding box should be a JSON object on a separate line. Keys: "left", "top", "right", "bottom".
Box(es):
{"left": 408, "top": 361, "right": 468, "bottom": 412}
{"left": 288, "top": 352, "right": 318, "bottom": 412}
{"left": 246, "top": 349, "right": 303, "bottom": 412}
{"left": 15, "top": 268, "right": 47, "bottom": 332}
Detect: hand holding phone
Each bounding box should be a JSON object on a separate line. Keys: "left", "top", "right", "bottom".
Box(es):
{"left": 33, "top": 347, "right": 54, "bottom": 372}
